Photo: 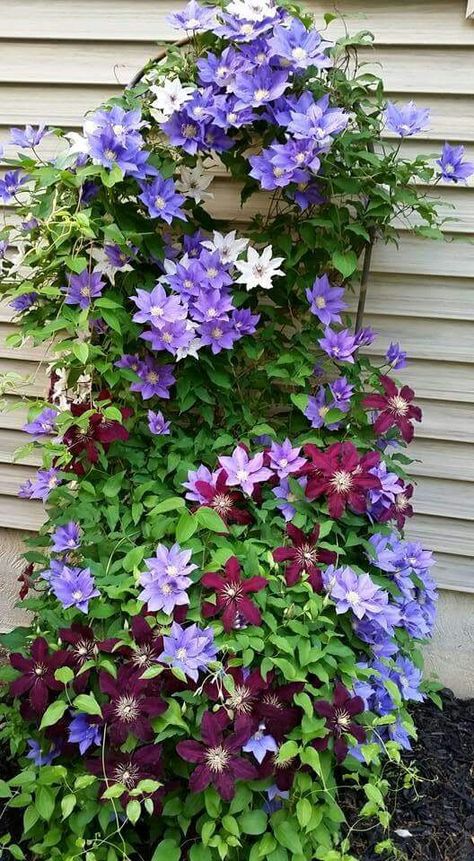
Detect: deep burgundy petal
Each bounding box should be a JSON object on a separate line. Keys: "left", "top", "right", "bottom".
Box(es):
{"left": 189, "top": 763, "right": 213, "bottom": 794}
{"left": 176, "top": 741, "right": 205, "bottom": 764}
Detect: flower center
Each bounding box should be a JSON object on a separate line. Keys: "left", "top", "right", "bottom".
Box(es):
{"left": 388, "top": 395, "right": 409, "bottom": 416}
{"left": 263, "top": 693, "right": 282, "bottom": 709}
{"left": 236, "top": 468, "right": 249, "bottom": 482}
{"left": 132, "top": 644, "right": 155, "bottom": 668}
{"left": 182, "top": 123, "right": 198, "bottom": 138}
{"left": 154, "top": 196, "right": 165, "bottom": 210}
{"left": 296, "top": 543, "right": 318, "bottom": 566}
{"left": 346, "top": 590, "right": 360, "bottom": 605}
{"left": 205, "top": 745, "right": 230, "bottom": 773}
{"left": 315, "top": 296, "right": 326, "bottom": 308}
{"left": 176, "top": 647, "right": 188, "bottom": 661}
{"left": 74, "top": 639, "right": 96, "bottom": 662}
{"left": 223, "top": 581, "right": 243, "bottom": 601}
{"left": 254, "top": 88, "right": 270, "bottom": 102}
{"left": 115, "top": 694, "right": 140, "bottom": 722}
{"left": 396, "top": 494, "right": 408, "bottom": 510}
{"left": 72, "top": 590, "right": 83, "bottom": 601}
{"left": 150, "top": 305, "right": 164, "bottom": 318}
{"left": 211, "top": 327, "right": 223, "bottom": 339}
{"left": 80, "top": 287, "right": 91, "bottom": 297}
{"left": 334, "top": 707, "right": 351, "bottom": 730}
{"left": 226, "top": 684, "right": 253, "bottom": 714}
{"left": 112, "top": 763, "right": 140, "bottom": 789}
{"left": 104, "top": 149, "right": 117, "bottom": 161}
{"left": 212, "top": 493, "right": 233, "bottom": 516}
{"left": 292, "top": 47, "right": 307, "bottom": 61}
{"left": 34, "top": 663, "right": 46, "bottom": 677}
{"left": 330, "top": 470, "right": 353, "bottom": 493}
{"left": 147, "top": 371, "right": 158, "bottom": 383}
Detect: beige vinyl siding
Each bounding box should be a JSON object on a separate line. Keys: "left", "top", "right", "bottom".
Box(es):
{"left": 0, "top": 0, "right": 473, "bottom": 611}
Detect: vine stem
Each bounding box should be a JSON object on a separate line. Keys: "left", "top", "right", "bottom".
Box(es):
{"left": 354, "top": 225, "right": 376, "bottom": 333}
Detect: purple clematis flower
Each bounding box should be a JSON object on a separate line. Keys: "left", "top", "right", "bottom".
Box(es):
{"left": 130, "top": 359, "right": 176, "bottom": 400}
{"left": 183, "top": 465, "right": 221, "bottom": 503}
{"left": 0, "top": 170, "right": 29, "bottom": 202}
{"left": 306, "top": 275, "right": 348, "bottom": 326}
{"left": 329, "top": 376, "right": 354, "bottom": 412}
{"left": 319, "top": 327, "right": 358, "bottom": 363}
{"left": 148, "top": 410, "right": 171, "bottom": 436}
{"left": 138, "top": 543, "right": 197, "bottom": 614}
{"left": 141, "top": 319, "right": 196, "bottom": 355}
{"left": 243, "top": 724, "right": 278, "bottom": 764}
{"left": 385, "top": 101, "right": 430, "bottom": 137}
{"left": 167, "top": 0, "right": 216, "bottom": 33}
{"left": 68, "top": 713, "right": 102, "bottom": 754}
{"left": 233, "top": 67, "right": 289, "bottom": 109}
{"left": 10, "top": 125, "right": 48, "bottom": 148}
{"left": 63, "top": 269, "right": 105, "bottom": 309}
{"left": 218, "top": 445, "right": 273, "bottom": 495}
{"left": 51, "top": 522, "right": 81, "bottom": 553}
{"left": 139, "top": 175, "right": 186, "bottom": 223}
{"left": 386, "top": 341, "right": 407, "bottom": 369}
{"left": 198, "top": 319, "right": 239, "bottom": 354}
{"left": 437, "top": 142, "right": 474, "bottom": 183}
{"left": 26, "top": 739, "right": 60, "bottom": 766}
{"left": 231, "top": 308, "right": 260, "bottom": 336}
{"left": 19, "top": 467, "right": 62, "bottom": 502}
{"left": 50, "top": 565, "right": 99, "bottom": 613}
{"left": 270, "top": 18, "right": 332, "bottom": 70}
{"left": 288, "top": 96, "right": 348, "bottom": 145}
{"left": 10, "top": 292, "right": 39, "bottom": 312}
{"left": 272, "top": 476, "right": 307, "bottom": 522}
{"left": 131, "top": 284, "right": 187, "bottom": 328}
{"left": 23, "top": 407, "right": 58, "bottom": 436}
{"left": 328, "top": 566, "right": 386, "bottom": 620}
{"left": 159, "top": 622, "right": 218, "bottom": 682}
{"left": 268, "top": 438, "right": 306, "bottom": 479}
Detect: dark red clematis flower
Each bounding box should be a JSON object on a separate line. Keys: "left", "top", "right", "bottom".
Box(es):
{"left": 62, "top": 392, "right": 132, "bottom": 470}
{"left": 201, "top": 556, "right": 267, "bottom": 632}
{"left": 255, "top": 681, "right": 304, "bottom": 741}
{"left": 87, "top": 744, "right": 164, "bottom": 811}
{"left": 195, "top": 470, "right": 252, "bottom": 525}
{"left": 205, "top": 667, "right": 268, "bottom": 718}
{"left": 363, "top": 375, "right": 422, "bottom": 443}
{"left": 313, "top": 681, "right": 365, "bottom": 761}
{"left": 18, "top": 563, "right": 34, "bottom": 600}
{"left": 127, "top": 616, "right": 164, "bottom": 671}
{"left": 59, "top": 623, "right": 118, "bottom": 692}
{"left": 304, "top": 441, "right": 381, "bottom": 518}
{"left": 10, "top": 637, "right": 71, "bottom": 714}
{"left": 100, "top": 665, "right": 166, "bottom": 745}
{"left": 273, "top": 523, "right": 337, "bottom": 591}
{"left": 378, "top": 482, "right": 414, "bottom": 529}
{"left": 258, "top": 747, "right": 299, "bottom": 791}
{"left": 176, "top": 710, "right": 257, "bottom": 801}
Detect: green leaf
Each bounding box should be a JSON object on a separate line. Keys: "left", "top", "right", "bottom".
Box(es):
{"left": 73, "top": 693, "right": 102, "bottom": 717}
{"left": 196, "top": 506, "right": 228, "bottom": 533}
{"left": 61, "top": 793, "right": 76, "bottom": 819}
{"left": 126, "top": 800, "right": 141, "bottom": 824}
{"left": 190, "top": 846, "right": 212, "bottom": 861}
{"left": 331, "top": 250, "right": 359, "bottom": 279}
{"left": 150, "top": 496, "right": 185, "bottom": 515}
{"left": 0, "top": 780, "right": 11, "bottom": 799}
{"left": 65, "top": 256, "right": 88, "bottom": 274}
{"left": 39, "top": 699, "right": 68, "bottom": 729}
{"left": 296, "top": 798, "right": 312, "bottom": 828}
{"left": 151, "top": 839, "right": 181, "bottom": 861}
{"left": 72, "top": 341, "right": 89, "bottom": 364}
{"left": 54, "top": 666, "right": 75, "bottom": 685}
{"left": 102, "top": 471, "right": 125, "bottom": 498}
{"left": 175, "top": 511, "right": 198, "bottom": 543}
{"left": 240, "top": 810, "right": 267, "bottom": 835}
{"left": 102, "top": 783, "right": 126, "bottom": 800}
{"left": 101, "top": 164, "right": 124, "bottom": 188}
{"left": 277, "top": 740, "right": 299, "bottom": 762}
{"left": 35, "top": 785, "right": 55, "bottom": 821}
{"left": 275, "top": 820, "right": 303, "bottom": 855}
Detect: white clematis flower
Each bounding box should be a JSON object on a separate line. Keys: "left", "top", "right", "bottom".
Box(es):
{"left": 201, "top": 230, "right": 249, "bottom": 265}
{"left": 149, "top": 78, "right": 196, "bottom": 124}
{"left": 235, "top": 245, "right": 284, "bottom": 291}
